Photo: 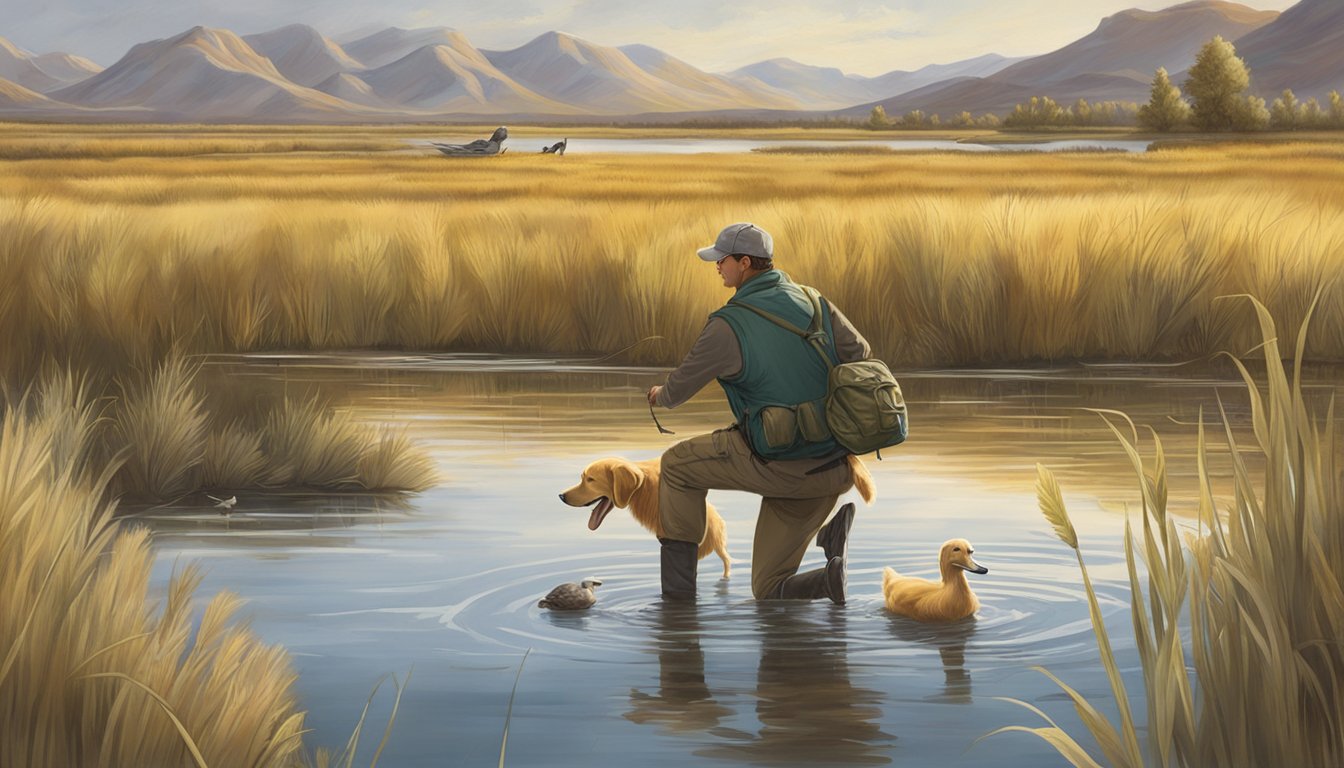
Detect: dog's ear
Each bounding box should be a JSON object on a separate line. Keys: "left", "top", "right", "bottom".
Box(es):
{"left": 610, "top": 462, "right": 644, "bottom": 508}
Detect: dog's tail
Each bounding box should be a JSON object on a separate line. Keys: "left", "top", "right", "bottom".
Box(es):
{"left": 882, "top": 566, "right": 900, "bottom": 595}
{"left": 846, "top": 455, "right": 875, "bottom": 505}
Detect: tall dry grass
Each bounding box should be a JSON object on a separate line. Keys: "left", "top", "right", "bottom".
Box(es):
{"left": 107, "top": 359, "right": 438, "bottom": 499}
{"left": 0, "top": 384, "right": 309, "bottom": 767}
{"left": 1, "top": 141, "right": 1342, "bottom": 379}
{"left": 113, "top": 355, "right": 210, "bottom": 499}
{"left": 3, "top": 357, "right": 437, "bottom": 501}
{"left": 992, "top": 296, "right": 1344, "bottom": 767}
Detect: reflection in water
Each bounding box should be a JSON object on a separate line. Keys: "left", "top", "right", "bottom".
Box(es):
{"left": 715, "top": 606, "right": 894, "bottom": 766}
{"left": 887, "top": 616, "right": 977, "bottom": 704}
{"left": 630, "top": 604, "right": 895, "bottom": 766}
{"left": 625, "top": 604, "right": 732, "bottom": 735}
{"left": 121, "top": 492, "right": 415, "bottom": 550}
{"left": 197, "top": 353, "right": 1344, "bottom": 510}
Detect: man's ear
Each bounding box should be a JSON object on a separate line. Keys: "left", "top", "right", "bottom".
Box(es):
{"left": 610, "top": 462, "right": 644, "bottom": 508}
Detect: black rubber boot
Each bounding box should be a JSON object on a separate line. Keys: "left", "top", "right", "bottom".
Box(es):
{"left": 815, "top": 502, "right": 856, "bottom": 562}
{"left": 775, "top": 556, "right": 846, "bottom": 605}
{"left": 659, "top": 538, "right": 699, "bottom": 601}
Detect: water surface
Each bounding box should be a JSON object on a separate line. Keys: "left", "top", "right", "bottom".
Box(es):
{"left": 132, "top": 355, "right": 1341, "bottom": 766}
{"left": 407, "top": 137, "right": 1153, "bottom": 155}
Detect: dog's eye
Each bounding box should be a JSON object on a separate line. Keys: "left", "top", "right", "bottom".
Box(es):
{"left": 953, "top": 547, "right": 961, "bottom": 552}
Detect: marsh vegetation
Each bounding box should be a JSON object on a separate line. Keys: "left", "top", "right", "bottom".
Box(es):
{"left": 2, "top": 125, "right": 1342, "bottom": 765}
{"left": 1, "top": 131, "right": 1342, "bottom": 379}
{"left": 0, "top": 389, "right": 310, "bottom": 767}
{"left": 1002, "top": 301, "right": 1344, "bottom": 767}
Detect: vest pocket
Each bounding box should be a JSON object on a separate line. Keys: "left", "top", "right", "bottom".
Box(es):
{"left": 796, "top": 399, "right": 831, "bottom": 443}
{"left": 758, "top": 406, "right": 799, "bottom": 450}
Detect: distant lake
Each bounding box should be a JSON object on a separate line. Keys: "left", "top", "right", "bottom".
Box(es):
{"left": 409, "top": 137, "right": 1154, "bottom": 155}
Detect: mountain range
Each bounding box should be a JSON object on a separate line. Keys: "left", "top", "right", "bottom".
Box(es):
{"left": 0, "top": 0, "right": 1340, "bottom": 122}
{"left": 842, "top": 0, "right": 1282, "bottom": 119}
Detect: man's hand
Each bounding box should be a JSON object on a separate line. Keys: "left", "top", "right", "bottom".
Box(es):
{"left": 646, "top": 385, "right": 663, "bottom": 407}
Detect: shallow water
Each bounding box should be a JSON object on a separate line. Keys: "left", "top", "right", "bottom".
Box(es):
{"left": 407, "top": 137, "right": 1153, "bottom": 155}
{"left": 133, "top": 355, "right": 1341, "bottom": 766}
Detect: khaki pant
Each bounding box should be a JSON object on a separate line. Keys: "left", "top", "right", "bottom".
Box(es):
{"left": 659, "top": 427, "right": 853, "bottom": 599}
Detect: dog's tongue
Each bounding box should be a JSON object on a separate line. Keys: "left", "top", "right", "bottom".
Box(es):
{"left": 588, "top": 497, "right": 613, "bottom": 531}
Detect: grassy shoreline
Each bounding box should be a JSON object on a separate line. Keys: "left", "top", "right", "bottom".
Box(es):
{"left": 2, "top": 140, "right": 1341, "bottom": 376}
{"left": 7, "top": 121, "right": 1342, "bottom": 142}
{"left": 0, "top": 394, "right": 311, "bottom": 767}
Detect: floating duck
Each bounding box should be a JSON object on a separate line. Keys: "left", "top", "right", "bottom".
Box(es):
{"left": 538, "top": 578, "right": 602, "bottom": 610}
{"left": 881, "top": 539, "right": 988, "bottom": 622}
{"left": 432, "top": 126, "right": 508, "bottom": 156}
{"left": 207, "top": 494, "right": 237, "bottom": 515}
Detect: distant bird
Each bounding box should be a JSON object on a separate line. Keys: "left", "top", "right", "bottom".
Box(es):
{"left": 207, "top": 495, "right": 237, "bottom": 514}
{"left": 432, "top": 126, "right": 508, "bottom": 156}
{"left": 538, "top": 578, "right": 602, "bottom": 610}
{"left": 540, "top": 138, "right": 567, "bottom": 155}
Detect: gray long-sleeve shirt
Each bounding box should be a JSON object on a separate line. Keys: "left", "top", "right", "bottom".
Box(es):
{"left": 656, "top": 298, "right": 871, "bottom": 408}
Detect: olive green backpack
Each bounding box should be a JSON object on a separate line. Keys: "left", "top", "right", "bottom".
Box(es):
{"left": 731, "top": 285, "right": 908, "bottom": 457}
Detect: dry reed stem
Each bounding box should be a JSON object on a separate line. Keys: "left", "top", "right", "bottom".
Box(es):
{"left": 0, "top": 395, "right": 309, "bottom": 767}
{"left": 999, "top": 297, "right": 1344, "bottom": 767}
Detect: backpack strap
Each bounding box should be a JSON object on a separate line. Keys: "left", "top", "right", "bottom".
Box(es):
{"left": 726, "top": 285, "right": 835, "bottom": 368}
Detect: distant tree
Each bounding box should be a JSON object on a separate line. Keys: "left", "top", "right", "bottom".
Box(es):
{"left": 866, "top": 105, "right": 892, "bottom": 129}
{"left": 1239, "top": 95, "right": 1271, "bottom": 130}
{"left": 1111, "top": 102, "right": 1141, "bottom": 125}
{"left": 1330, "top": 91, "right": 1344, "bottom": 128}
{"left": 928, "top": 113, "right": 941, "bottom": 127}
{"left": 903, "top": 109, "right": 927, "bottom": 128}
{"left": 1300, "top": 98, "right": 1325, "bottom": 128}
{"left": 953, "top": 111, "right": 975, "bottom": 128}
{"left": 1004, "top": 96, "right": 1066, "bottom": 128}
{"left": 1073, "top": 98, "right": 1093, "bottom": 125}
{"left": 1138, "top": 68, "right": 1191, "bottom": 131}
{"left": 1271, "top": 89, "right": 1300, "bottom": 129}
{"left": 976, "top": 113, "right": 1002, "bottom": 128}
{"left": 1185, "top": 36, "right": 1255, "bottom": 130}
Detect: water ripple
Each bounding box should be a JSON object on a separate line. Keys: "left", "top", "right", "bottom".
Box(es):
{"left": 355, "top": 537, "right": 1131, "bottom": 676}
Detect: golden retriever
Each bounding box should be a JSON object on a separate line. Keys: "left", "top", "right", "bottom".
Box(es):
{"left": 560, "top": 457, "right": 732, "bottom": 578}
{"left": 559, "top": 455, "right": 875, "bottom": 581}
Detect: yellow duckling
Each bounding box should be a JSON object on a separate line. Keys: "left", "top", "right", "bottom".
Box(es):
{"left": 882, "top": 539, "right": 988, "bottom": 622}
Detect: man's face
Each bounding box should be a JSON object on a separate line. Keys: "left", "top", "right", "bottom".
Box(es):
{"left": 716, "top": 254, "right": 750, "bottom": 288}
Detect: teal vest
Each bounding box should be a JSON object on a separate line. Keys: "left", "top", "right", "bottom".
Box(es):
{"left": 710, "top": 270, "right": 843, "bottom": 461}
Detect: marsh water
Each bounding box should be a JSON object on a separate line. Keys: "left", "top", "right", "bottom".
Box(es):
{"left": 408, "top": 137, "right": 1153, "bottom": 155}
{"left": 131, "top": 355, "right": 1341, "bottom": 766}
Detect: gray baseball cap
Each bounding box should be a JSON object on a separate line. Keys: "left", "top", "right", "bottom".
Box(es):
{"left": 697, "top": 222, "right": 774, "bottom": 262}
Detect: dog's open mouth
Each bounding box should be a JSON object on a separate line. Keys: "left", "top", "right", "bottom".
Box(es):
{"left": 587, "top": 497, "right": 614, "bottom": 530}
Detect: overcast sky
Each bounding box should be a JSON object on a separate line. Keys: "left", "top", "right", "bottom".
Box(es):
{"left": 5, "top": 0, "right": 1299, "bottom": 75}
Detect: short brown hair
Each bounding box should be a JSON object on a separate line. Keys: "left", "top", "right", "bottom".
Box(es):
{"left": 732, "top": 254, "right": 774, "bottom": 271}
